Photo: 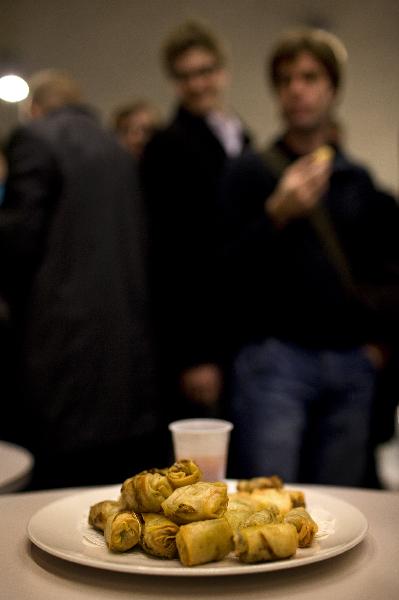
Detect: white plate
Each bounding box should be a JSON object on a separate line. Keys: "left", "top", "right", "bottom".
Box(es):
{"left": 27, "top": 482, "right": 368, "bottom": 577}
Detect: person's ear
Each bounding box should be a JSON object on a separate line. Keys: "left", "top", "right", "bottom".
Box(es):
{"left": 29, "top": 100, "right": 45, "bottom": 120}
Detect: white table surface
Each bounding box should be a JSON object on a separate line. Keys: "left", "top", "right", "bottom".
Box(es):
{"left": 1, "top": 484, "right": 398, "bottom": 600}
{"left": 0, "top": 440, "right": 34, "bottom": 493}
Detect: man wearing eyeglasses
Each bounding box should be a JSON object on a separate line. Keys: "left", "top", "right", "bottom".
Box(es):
{"left": 141, "top": 20, "right": 251, "bottom": 422}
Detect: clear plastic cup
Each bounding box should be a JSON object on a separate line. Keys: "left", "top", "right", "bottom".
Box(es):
{"left": 168, "top": 418, "right": 233, "bottom": 481}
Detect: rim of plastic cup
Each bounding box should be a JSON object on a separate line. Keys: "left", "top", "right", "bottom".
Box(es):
{"left": 168, "top": 418, "right": 233, "bottom": 433}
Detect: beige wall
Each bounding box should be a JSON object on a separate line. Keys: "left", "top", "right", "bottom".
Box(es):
{"left": 1, "top": 0, "right": 398, "bottom": 193}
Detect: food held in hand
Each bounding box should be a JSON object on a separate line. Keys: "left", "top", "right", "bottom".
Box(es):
{"left": 312, "top": 144, "right": 334, "bottom": 163}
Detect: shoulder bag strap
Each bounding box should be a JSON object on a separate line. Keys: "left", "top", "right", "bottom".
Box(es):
{"left": 262, "top": 145, "right": 357, "bottom": 296}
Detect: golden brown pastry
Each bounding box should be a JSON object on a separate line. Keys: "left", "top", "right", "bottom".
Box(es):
{"left": 104, "top": 511, "right": 141, "bottom": 552}
{"left": 228, "top": 492, "right": 264, "bottom": 511}
{"left": 234, "top": 523, "right": 298, "bottom": 563}
{"left": 237, "top": 475, "right": 283, "bottom": 492}
{"left": 143, "top": 467, "right": 169, "bottom": 475}
{"left": 312, "top": 144, "right": 334, "bottom": 163}
{"left": 140, "top": 513, "right": 179, "bottom": 558}
{"left": 120, "top": 471, "right": 173, "bottom": 513}
{"left": 166, "top": 459, "right": 202, "bottom": 489}
{"left": 241, "top": 507, "right": 283, "bottom": 528}
{"left": 161, "top": 481, "right": 229, "bottom": 525}
{"left": 88, "top": 500, "right": 123, "bottom": 532}
{"left": 250, "top": 488, "right": 293, "bottom": 515}
{"left": 284, "top": 507, "right": 318, "bottom": 547}
{"left": 176, "top": 518, "right": 234, "bottom": 566}
{"left": 288, "top": 490, "right": 306, "bottom": 508}
{"left": 224, "top": 505, "right": 255, "bottom": 533}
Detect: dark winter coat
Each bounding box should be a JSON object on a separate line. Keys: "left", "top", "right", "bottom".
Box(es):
{"left": 1, "top": 105, "right": 162, "bottom": 463}
{"left": 141, "top": 105, "right": 251, "bottom": 372}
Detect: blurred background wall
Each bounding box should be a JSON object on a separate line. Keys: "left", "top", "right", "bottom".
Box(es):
{"left": 1, "top": 0, "right": 398, "bottom": 193}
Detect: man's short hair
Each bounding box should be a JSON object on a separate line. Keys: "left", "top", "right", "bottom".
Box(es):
{"left": 268, "top": 28, "right": 348, "bottom": 91}
{"left": 161, "top": 20, "right": 227, "bottom": 78}
{"left": 28, "top": 69, "right": 82, "bottom": 114}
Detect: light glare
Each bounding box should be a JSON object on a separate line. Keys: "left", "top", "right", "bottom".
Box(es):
{"left": 0, "top": 74, "right": 29, "bottom": 103}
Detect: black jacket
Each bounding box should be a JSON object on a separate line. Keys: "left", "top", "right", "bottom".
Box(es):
{"left": 141, "top": 105, "right": 252, "bottom": 371}
{"left": 220, "top": 139, "right": 399, "bottom": 350}
{"left": 1, "top": 105, "right": 162, "bottom": 458}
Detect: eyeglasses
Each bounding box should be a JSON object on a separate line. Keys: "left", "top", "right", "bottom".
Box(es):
{"left": 172, "top": 63, "right": 220, "bottom": 82}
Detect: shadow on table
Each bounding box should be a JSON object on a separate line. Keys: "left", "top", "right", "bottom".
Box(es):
{"left": 26, "top": 536, "right": 375, "bottom": 598}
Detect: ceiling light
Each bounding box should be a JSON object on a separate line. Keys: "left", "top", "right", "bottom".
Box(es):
{"left": 0, "top": 74, "right": 29, "bottom": 103}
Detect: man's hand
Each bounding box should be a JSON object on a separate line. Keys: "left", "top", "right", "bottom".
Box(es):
{"left": 180, "top": 363, "right": 223, "bottom": 407}
{"left": 265, "top": 152, "right": 333, "bottom": 228}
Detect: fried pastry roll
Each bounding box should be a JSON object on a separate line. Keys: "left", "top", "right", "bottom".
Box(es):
{"left": 234, "top": 523, "right": 298, "bottom": 563}
{"left": 237, "top": 475, "right": 283, "bottom": 492}
{"left": 228, "top": 492, "right": 264, "bottom": 511}
{"left": 88, "top": 500, "right": 123, "bottom": 532}
{"left": 120, "top": 471, "right": 173, "bottom": 513}
{"left": 288, "top": 490, "right": 306, "bottom": 508}
{"left": 250, "top": 488, "right": 293, "bottom": 515}
{"left": 167, "top": 459, "right": 202, "bottom": 488}
{"left": 161, "top": 481, "right": 228, "bottom": 524}
{"left": 140, "top": 467, "right": 169, "bottom": 476}
{"left": 140, "top": 513, "right": 179, "bottom": 559}
{"left": 241, "top": 507, "right": 283, "bottom": 528}
{"left": 224, "top": 506, "right": 255, "bottom": 533}
{"left": 284, "top": 507, "right": 318, "bottom": 547}
{"left": 104, "top": 511, "right": 141, "bottom": 552}
{"left": 312, "top": 144, "right": 334, "bottom": 164}
{"left": 176, "top": 518, "right": 234, "bottom": 566}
